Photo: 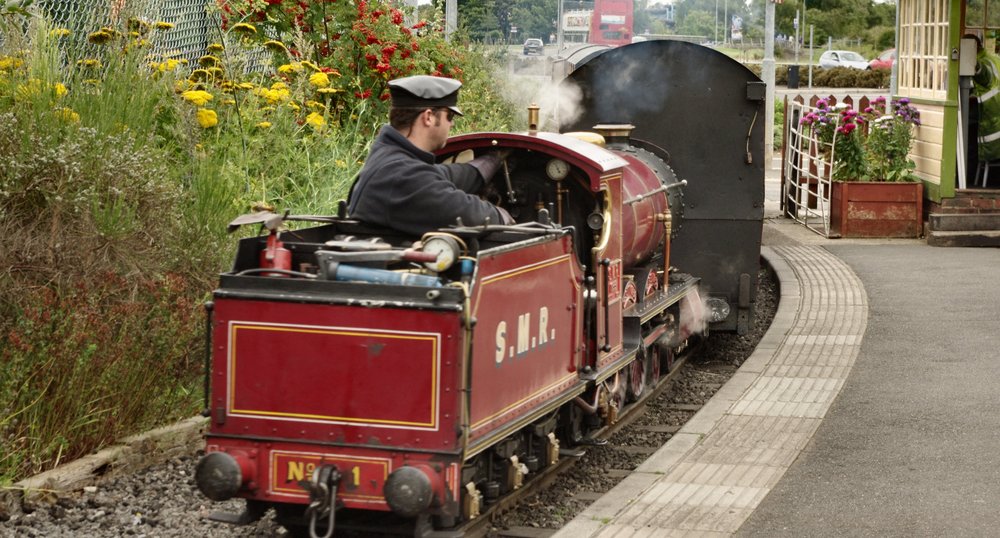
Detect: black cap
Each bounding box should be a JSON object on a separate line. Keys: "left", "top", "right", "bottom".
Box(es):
{"left": 388, "top": 75, "right": 463, "bottom": 116}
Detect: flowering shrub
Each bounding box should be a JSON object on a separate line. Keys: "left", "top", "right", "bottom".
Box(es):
{"left": 864, "top": 97, "right": 922, "bottom": 182}
{"left": 218, "top": 0, "right": 467, "bottom": 121}
{"left": 799, "top": 96, "right": 921, "bottom": 182}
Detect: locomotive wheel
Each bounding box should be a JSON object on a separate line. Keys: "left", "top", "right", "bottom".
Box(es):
{"left": 645, "top": 345, "right": 661, "bottom": 389}
{"left": 625, "top": 356, "right": 645, "bottom": 402}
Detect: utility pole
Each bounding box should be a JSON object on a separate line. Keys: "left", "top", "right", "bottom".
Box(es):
{"left": 724, "top": 0, "right": 728, "bottom": 45}
{"left": 763, "top": 0, "right": 776, "bottom": 167}
{"left": 557, "top": 0, "right": 564, "bottom": 49}
{"left": 445, "top": 0, "right": 457, "bottom": 41}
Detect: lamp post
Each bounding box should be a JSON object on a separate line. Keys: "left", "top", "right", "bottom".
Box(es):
{"left": 714, "top": 0, "right": 719, "bottom": 43}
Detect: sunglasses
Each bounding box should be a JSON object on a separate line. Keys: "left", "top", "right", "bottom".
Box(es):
{"left": 434, "top": 108, "right": 456, "bottom": 122}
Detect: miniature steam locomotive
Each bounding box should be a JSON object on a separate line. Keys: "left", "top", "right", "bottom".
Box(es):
{"left": 194, "top": 41, "right": 765, "bottom": 537}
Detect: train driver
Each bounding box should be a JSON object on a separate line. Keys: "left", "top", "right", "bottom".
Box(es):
{"left": 347, "top": 75, "right": 513, "bottom": 235}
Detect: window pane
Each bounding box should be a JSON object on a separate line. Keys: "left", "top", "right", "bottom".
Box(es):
{"left": 969, "top": 0, "right": 985, "bottom": 27}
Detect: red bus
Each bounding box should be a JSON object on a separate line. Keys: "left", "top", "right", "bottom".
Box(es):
{"left": 589, "top": 0, "right": 633, "bottom": 47}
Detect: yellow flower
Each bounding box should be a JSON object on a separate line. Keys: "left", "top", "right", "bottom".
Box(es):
{"left": 236, "top": 82, "right": 255, "bottom": 90}
{"left": 127, "top": 18, "right": 151, "bottom": 33}
{"left": 263, "top": 40, "right": 287, "bottom": 54}
{"left": 182, "top": 90, "right": 214, "bottom": 106}
{"left": 189, "top": 68, "right": 210, "bottom": 81}
{"left": 154, "top": 22, "right": 175, "bottom": 30}
{"left": 221, "top": 98, "right": 235, "bottom": 105}
{"left": 208, "top": 67, "right": 225, "bottom": 79}
{"left": 270, "top": 81, "right": 289, "bottom": 91}
{"left": 54, "top": 107, "right": 80, "bottom": 123}
{"left": 300, "top": 60, "right": 320, "bottom": 72}
{"left": 77, "top": 59, "right": 102, "bottom": 69}
{"left": 54, "top": 83, "right": 67, "bottom": 97}
{"left": 335, "top": 159, "right": 347, "bottom": 168}
{"left": 305, "top": 112, "right": 325, "bottom": 130}
{"left": 309, "top": 72, "right": 330, "bottom": 88}
{"left": 255, "top": 88, "right": 289, "bottom": 105}
{"left": 0, "top": 56, "right": 24, "bottom": 70}
{"left": 231, "top": 23, "right": 257, "bottom": 35}
{"left": 87, "top": 30, "right": 113, "bottom": 45}
{"left": 287, "top": 101, "right": 301, "bottom": 112}
{"left": 49, "top": 28, "right": 71, "bottom": 37}
{"left": 207, "top": 43, "right": 224, "bottom": 53}
{"left": 306, "top": 100, "right": 326, "bottom": 112}
{"left": 196, "top": 108, "right": 218, "bottom": 128}
{"left": 198, "top": 55, "right": 220, "bottom": 67}
{"left": 317, "top": 87, "right": 343, "bottom": 96}
{"left": 256, "top": 121, "right": 272, "bottom": 129}
{"left": 277, "top": 63, "right": 298, "bottom": 74}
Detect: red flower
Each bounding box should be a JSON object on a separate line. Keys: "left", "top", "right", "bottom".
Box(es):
{"left": 413, "top": 20, "right": 427, "bottom": 29}
{"left": 391, "top": 9, "right": 403, "bottom": 25}
{"left": 355, "top": 89, "right": 372, "bottom": 99}
{"left": 380, "top": 91, "right": 391, "bottom": 101}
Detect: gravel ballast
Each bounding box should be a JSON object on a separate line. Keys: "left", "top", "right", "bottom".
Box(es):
{"left": 1, "top": 265, "right": 778, "bottom": 538}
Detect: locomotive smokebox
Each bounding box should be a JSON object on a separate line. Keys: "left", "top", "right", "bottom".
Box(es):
{"left": 563, "top": 40, "right": 765, "bottom": 333}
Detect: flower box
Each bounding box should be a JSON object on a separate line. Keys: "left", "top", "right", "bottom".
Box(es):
{"left": 830, "top": 181, "right": 923, "bottom": 238}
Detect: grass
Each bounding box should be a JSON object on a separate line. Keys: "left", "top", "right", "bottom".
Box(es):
{"left": 0, "top": 6, "right": 519, "bottom": 486}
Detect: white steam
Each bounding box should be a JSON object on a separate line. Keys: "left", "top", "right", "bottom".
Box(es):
{"left": 500, "top": 75, "right": 585, "bottom": 133}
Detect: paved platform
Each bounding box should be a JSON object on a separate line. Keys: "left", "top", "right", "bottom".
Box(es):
{"left": 554, "top": 163, "right": 1000, "bottom": 536}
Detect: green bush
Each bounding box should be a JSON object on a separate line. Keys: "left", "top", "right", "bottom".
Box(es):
{"left": 0, "top": 2, "right": 519, "bottom": 486}
{"left": 744, "top": 63, "right": 889, "bottom": 89}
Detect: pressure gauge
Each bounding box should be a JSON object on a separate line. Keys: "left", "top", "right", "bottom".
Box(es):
{"left": 545, "top": 158, "right": 570, "bottom": 180}
{"left": 421, "top": 235, "right": 462, "bottom": 272}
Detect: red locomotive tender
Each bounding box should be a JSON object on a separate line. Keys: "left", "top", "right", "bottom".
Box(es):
{"left": 195, "top": 41, "right": 765, "bottom": 537}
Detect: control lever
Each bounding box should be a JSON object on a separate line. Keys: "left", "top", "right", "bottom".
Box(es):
{"left": 502, "top": 159, "right": 517, "bottom": 204}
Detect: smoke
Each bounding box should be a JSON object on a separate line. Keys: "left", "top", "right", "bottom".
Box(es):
{"left": 537, "top": 81, "right": 585, "bottom": 132}
{"left": 501, "top": 75, "right": 585, "bottom": 133}
{"left": 678, "top": 286, "right": 711, "bottom": 339}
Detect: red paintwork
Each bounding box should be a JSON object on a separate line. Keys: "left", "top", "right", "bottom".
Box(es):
{"left": 202, "top": 128, "right": 687, "bottom": 519}
{"left": 209, "top": 299, "right": 463, "bottom": 451}
{"left": 466, "top": 233, "right": 585, "bottom": 450}
{"left": 203, "top": 439, "right": 462, "bottom": 511}
{"left": 444, "top": 132, "right": 629, "bottom": 192}
{"left": 617, "top": 152, "right": 669, "bottom": 265}
{"left": 594, "top": 173, "right": 625, "bottom": 370}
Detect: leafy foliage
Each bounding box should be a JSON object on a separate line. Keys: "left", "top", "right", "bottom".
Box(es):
{"left": 0, "top": 1, "right": 518, "bottom": 486}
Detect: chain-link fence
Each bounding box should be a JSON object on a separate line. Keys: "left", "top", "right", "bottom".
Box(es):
{"left": 3, "top": 0, "right": 218, "bottom": 65}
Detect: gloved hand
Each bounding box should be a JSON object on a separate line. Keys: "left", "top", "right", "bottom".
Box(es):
{"left": 496, "top": 205, "right": 515, "bottom": 225}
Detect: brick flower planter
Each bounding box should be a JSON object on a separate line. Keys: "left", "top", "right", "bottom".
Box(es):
{"left": 830, "top": 181, "right": 924, "bottom": 238}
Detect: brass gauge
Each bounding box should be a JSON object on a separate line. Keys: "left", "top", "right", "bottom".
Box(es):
{"left": 545, "top": 158, "right": 570, "bottom": 180}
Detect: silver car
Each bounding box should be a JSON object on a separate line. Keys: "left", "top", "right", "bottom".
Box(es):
{"left": 818, "top": 50, "right": 869, "bottom": 70}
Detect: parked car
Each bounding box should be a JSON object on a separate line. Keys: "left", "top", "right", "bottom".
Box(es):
{"left": 819, "top": 50, "right": 870, "bottom": 70}
{"left": 523, "top": 38, "right": 543, "bottom": 55}
{"left": 869, "top": 48, "right": 896, "bottom": 70}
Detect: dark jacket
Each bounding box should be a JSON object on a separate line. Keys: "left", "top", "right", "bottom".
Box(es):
{"left": 347, "top": 125, "right": 504, "bottom": 236}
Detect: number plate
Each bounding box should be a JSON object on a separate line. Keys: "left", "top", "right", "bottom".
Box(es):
{"left": 270, "top": 450, "right": 391, "bottom": 504}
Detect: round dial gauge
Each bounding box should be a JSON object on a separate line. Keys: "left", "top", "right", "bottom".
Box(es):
{"left": 421, "top": 235, "right": 461, "bottom": 272}
{"left": 545, "top": 158, "right": 570, "bottom": 180}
